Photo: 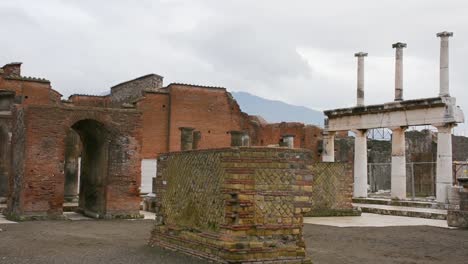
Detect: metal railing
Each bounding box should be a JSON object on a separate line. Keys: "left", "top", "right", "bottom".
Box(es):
{"left": 368, "top": 161, "right": 467, "bottom": 199}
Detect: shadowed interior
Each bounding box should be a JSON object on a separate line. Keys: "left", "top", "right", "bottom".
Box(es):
{"left": 71, "top": 119, "right": 109, "bottom": 217}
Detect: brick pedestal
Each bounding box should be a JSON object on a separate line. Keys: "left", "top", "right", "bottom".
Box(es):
{"left": 150, "top": 147, "right": 314, "bottom": 263}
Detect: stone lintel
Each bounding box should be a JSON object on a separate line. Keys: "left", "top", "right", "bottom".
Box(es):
{"left": 179, "top": 127, "right": 195, "bottom": 131}
{"left": 323, "top": 96, "right": 464, "bottom": 132}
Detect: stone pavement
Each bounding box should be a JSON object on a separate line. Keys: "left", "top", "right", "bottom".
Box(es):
{"left": 304, "top": 212, "right": 449, "bottom": 228}
{"left": 353, "top": 203, "right": 447, "bottom": 220}
{"left": 0, "top": 213, "right": 16, "bottom": 224}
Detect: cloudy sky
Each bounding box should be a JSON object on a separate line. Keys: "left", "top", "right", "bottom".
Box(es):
{"left": 1, "top": 0, "right": 467, "bottom": 133}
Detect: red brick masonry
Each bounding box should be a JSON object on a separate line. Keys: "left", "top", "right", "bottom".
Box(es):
{"left": 150, "top": 147, "right": 314, "bottom": 264}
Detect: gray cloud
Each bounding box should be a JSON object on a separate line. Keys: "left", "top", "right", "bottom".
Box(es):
{"left": 0, "top": 0, "right": 467, "bottom": 133}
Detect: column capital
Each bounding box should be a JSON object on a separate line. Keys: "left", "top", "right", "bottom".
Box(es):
{"left": 434, "top": 123, "right": 455, "bottom": 133}
{"left": 354, "top": 52, "right": 368, "bottom": 57}
{"left": 322, "top": 130, "right": 336, "bottom": 136}
{"left": 352, "top": 129, "right": 367, "bottom": 136}
{"left": 389, "top": 126, "right": 408, "bottom": 132}
{"left": 437, "top": 31, "right": 453, "bottom": 38}
{"left": 392, "top": 42, "right": 407, "bottom": 49}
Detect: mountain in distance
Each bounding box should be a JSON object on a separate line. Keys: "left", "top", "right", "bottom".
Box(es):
{"left": 231, "top": 91, "right": 324, "bottom": 127}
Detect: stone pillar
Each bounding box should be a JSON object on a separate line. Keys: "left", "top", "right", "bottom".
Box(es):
{"left": 437, "top": 31, "right": 453, "bottom": 97}
{"left": 230, "top": 131, "right": 244, "bottom": 147}
{"left": 392, "top": 42, "right": 407, "bottom": 101}
{"left": 391, "top": 127, "right": 407, "bottom": 199}
{"left": 354, "top": 52, "right": 368, "bottom": 106}
{"left": 436, "top": 124, "right": 454, "bottom": 203}
{"left": 281, "top": 135, "right": 295, "bottom": 149}
{"left": 353, "top": 129, "right": 368, "bottom": 198}
{"left": 179, "top": 127, "right": 195, "bottom": 151}
{"left": 322, "top": 131, "right": 336, "bottom": 162}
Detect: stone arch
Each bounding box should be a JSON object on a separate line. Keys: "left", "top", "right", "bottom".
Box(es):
{"left": 69, "top": 119, "right": 111, "bottom": 218}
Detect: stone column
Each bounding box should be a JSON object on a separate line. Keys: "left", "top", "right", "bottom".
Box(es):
{"left": 436, "top": 124, "right": 454, "bottom": 203}
{"left": 391, "top": 127, "right": 407, "bottom": 199}
{"left": 354, "top": 52, "right": 368, "bottom": 106}
{"left": 392, "top": 42, "right": 407, "bottom": 101}
{"left": 322, "top": 131, "right": 336, "bottom": 162}
{"left": 179, "top": 127, "right": 195, "bottom": 151}
{"left": 354, "top": 129, "right": 368, "bottom": 198}
{"left": 437, "top": 31, "right": 453, "bottom": 97}
{"left": 282, "top": 135, "right": 295, "bottom": 149}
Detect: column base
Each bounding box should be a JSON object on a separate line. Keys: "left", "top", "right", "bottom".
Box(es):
{"left": 436, "top": 183, "right": 451, "bottom": 204}
{"left": 391, "top": 156, "right": 406, "bottom": 200}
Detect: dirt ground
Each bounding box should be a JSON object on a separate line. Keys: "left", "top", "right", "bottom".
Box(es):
{"left": 0, "top": 220, "right": 467, "bottom": 264}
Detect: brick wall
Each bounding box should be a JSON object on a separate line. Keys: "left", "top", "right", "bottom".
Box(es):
{"left": 0, "top": 65, "right": 60, "bottom": 106}
{"left": 251, "top": 123, "right": 322, "bottom": 161}
{"left": 167, "top": 85, "right": 246, "bottom": 152}
{"left": 150, "top": 147, "right": 313, "bottom": 264}
{"left": 306, "top": 162, "right": 358, "bottom": 216}
{"left": 68, "top": 95, "right": 111, "bottom": 108}
{"left": 6, "top": 104, "right": 142, "bottom": 220}
{"left": 137, "top": 92, "right": 170, "bottom": 158}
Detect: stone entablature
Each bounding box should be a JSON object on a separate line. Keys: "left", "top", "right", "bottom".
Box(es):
{"left": 150, "top": 147, "right": 313, "bottom": 263}
{"left": 324, "top": 96, "right": 464, "bottom": 131}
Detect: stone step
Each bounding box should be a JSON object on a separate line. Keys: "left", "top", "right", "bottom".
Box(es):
{"left": 0, "top": 204, "right": 6, "bottom": 214}
{"left": 353, "top": 203, "right": 447, "bottom": 220}
{"left": 63, "top": 202, "right": 78, "bottom": 212}
{"left": 353, "top": 197, "right": 445, "bottom": 209}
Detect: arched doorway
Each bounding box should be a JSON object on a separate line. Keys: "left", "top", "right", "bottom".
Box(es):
{"left": 0, "top": 126, "right": 10, "bottom": 197}
{"left": 69, "top": 119, "right": 110, "bottom": 218}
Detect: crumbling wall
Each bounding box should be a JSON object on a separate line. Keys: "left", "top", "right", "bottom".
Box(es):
{"left": 252, "top": 122, "right": 323, "bottom": 161}
{"left": 166, "top": 85, "right": 247, "bottom": 151}
{"left": 110, "top": 74, "right": 163, "bottom": 104}
{"left": 150, "top": 147, "right": 313, "bottom": 264}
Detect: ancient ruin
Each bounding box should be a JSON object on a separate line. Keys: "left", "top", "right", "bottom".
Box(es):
{"left": 323, "top": 32, "right": 465, "bottom": 204}
{"left": 447, "top": 177, "right": 468, "bottom": 228}
{"left": 0, "top": 60, "right": 337, "bottom": 221}
{"left": 150, "top": 147, "right": 314, "bottom": 263}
